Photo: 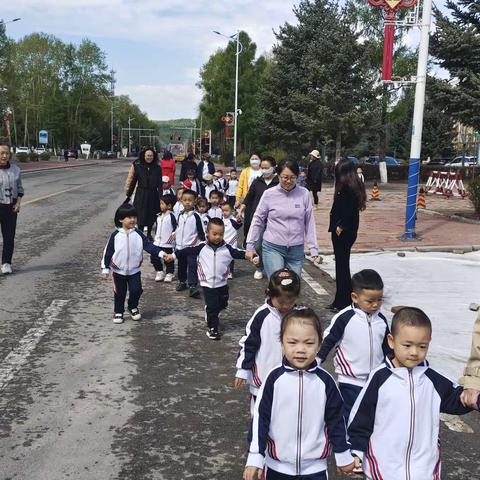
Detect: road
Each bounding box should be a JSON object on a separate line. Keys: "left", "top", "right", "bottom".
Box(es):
{"left": 0, "top": 162, "right": 478, "bottom": 479}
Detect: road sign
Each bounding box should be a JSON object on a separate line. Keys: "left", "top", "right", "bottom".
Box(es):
{"left": 39, "top": 130, "right": 48, "bottom": 145}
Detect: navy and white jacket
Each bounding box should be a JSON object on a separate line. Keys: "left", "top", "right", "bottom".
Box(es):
{"left": 173, "top": 201, "right": 183, "bottom": 218}
{"left": 223, "top": 215, "right": 242, "bottom": 248}
{"left": 204, "top": 183, "right": 218, "bottom": 200}
{"left": 207, "top": 206, "right": 222, "bottom": 219}
{"left": 247, "top": 359, "right": 353, "bottom": 475}
{"left": 170, "top": 241, "right": 245, "bottom": 288}
{"left": 101, "top": 228, "right": 162, "bottom": 276}
{"left": 153, "top": 211, "right": 177, "bottom": 248}
{"left": 226, "top": 179, "right": 239, "bottom": 197}
{"left": 198, "top": 212, "right": 210, "bottom": 232}
{"left": 161, "top": 187, "right": 175, "bottom": 196}
{"left": 236, "top": 301, "right": 284, "bottom": 396}
{"left": 319, "top": 305, "right": 391, "bottom": 387}
{"left": 175, "top": 210, "right": 205, "bottom": 249}
{"left": 348, "top": 357, "right": 475, "bottom": 480}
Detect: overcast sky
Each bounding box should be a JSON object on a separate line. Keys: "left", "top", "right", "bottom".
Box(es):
{"left": 3, "top": 0, "right": 447, "bottom": 121}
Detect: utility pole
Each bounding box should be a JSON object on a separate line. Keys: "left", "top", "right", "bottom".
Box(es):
{"left": 110, "top": 69, "right": 115, "bottom": 152}
{"left": 233, "top": 30, "right": 240, "bottom": 169}
{"left": 128, "top": 116, "right": 134, "bottom": 154}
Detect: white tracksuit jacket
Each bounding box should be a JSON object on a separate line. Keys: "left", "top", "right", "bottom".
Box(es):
{"left": 319, "top": 305, "right": 391, "bottom": 387}
{"left": 247, "top": 359, "right": 353, "bottom": 476}
{"left": 348, "top": 357, "right": 475, "bottom": 480}
{"left": 153, "top": 211, "right": 177, "bottom": 248}
{"left": 223, "top": 215, "right": 242, "bottom": 248}
{"left": 175, "top": 210, "right": 205, "bottom": 249}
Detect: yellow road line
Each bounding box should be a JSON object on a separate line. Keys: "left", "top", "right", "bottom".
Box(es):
{"left": 22, "top": 172, "right": 124, "bottom": 207}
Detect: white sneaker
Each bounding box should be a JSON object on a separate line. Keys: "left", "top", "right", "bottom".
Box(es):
{"left": 227, "top": 273, "right": 233, "bottom": 279}
{"left": 164, "top": 273, "right": 174, "bottom": 283}
{"left": 155, "top": 271, "right": 166, "bottom": 282}
{"left": 1, "top": 263, "right": 12, "bottom": 274}
{"left": 129, "top": 308, "right": 142, "bottom": 321}
{"left": 253, "top": 269, "right": 264, "bottom": 280}
{"left": 113, "top": 313, "right": 124, "bottom": 324}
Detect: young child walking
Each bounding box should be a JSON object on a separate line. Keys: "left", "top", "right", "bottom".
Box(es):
{"left": 244, "top": 308, "right": 355, "bottom": 480}
{"left": 161, "top": 176, "right": 175, "bottom": 196}
{"left": 234, "top": 269, "right": 301, "bottom": 407}
{"left": 101, "top": 204, "right": 163, "bottom": 324}
{"left": 222, "top": 202, "right": 242, "bottom": 278}
{"left": 226, "top": 168, "right": 238, "bottom": 207}
{"left": 348, "top": 307, "right": 478, "bottom": 480}
{"left": 207, "top": 190, "right": 223, "bottom": 219}
{"left": 151, "top": 194, "right": 177, "bottom": 283}
{"left": 174, "top": 189, "right": 205, "bottom": 298}
{"left": 164, "top": 217, "right": 258, "bottom": 340}
{"left": 173, "top": 187, "right": 184, "bottom": 218}
{"left": 318, "top": 269, "right": 391, "bottom": 418}
{"left": 196, "top": 197, "right": 210, "bottom": 232}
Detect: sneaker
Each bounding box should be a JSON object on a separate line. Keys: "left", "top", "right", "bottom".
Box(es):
{"left": 206, "top": 328, "right": 221, "bottom": 340}
{"left": 129, "top": 308, "right": 142, "bottom": 321}
{"left": 253, "top": 269, "right": 264, "bottom": 280}
{"left": 164, "top": 273, "right": 174, "bottom": 283}
{"left": 113, "top": 313, "right": 124, "bottom": 324}
{"left": 155, "top": 271, "right": 166, "bottom": 282}
{"left": 227, "top": 273, "right": 233, "bottom": 279}
{"left": 189, "top": 287, "right": 201, "bottom": 298}
{"left": 1, "top": 263, "right": 12, "bottom": 274}
{"left": 176, "top": 282, "right": 187, "bottom": 292}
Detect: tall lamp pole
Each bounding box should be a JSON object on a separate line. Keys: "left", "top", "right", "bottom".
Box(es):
{"left": 128, "top": 116, "right": 135, "bottom": 154}
{"left": 0, "top": 18, "right": 21, "bottom": 26}
{"left": 110, "top": 69, "right": 116, "bottom": 152}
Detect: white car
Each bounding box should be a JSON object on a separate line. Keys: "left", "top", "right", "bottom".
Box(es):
{"left": 15, "top": 146, "right": 30, "bottom": 154}
{"left": 447, "top": 156, "right": 478, "bottom": 167}
{"left": 34, "top": 147, "right": 46, "bottom": 154}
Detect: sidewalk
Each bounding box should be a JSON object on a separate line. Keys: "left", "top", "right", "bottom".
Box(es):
{"left": 314, "top": 181, "right": 480, "bottom": 252}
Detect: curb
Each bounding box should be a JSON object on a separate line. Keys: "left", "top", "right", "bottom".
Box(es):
{"left": 420, "top": 208, "right": 480, "bottom": 225}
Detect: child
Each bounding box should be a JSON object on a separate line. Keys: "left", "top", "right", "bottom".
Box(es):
{"left": 214, "top": 170, "right": 227, "bottom": 191}
{"left": 244, "top": 308, "right": 355, "bottom": 480}
{"left": 226, "top": 169, "right": 238, "bottom": 207}
{"left": 164, "top": 218, "right": 258, "bottom": 340}
{"left": 182, "top": 169, "right": 201, "bottom": 194}
{"left": 101, "top": 204, "right": 163, "bottom": 324}
{"left": 173, "top": 187, "right": 184, "bottom": 218}
{"left": 151, "top": 194, "right": 177, "bottom": 283}
{"left": 348, "top": 307, "right": 478, "bottom": 480}
{"left": 357, "top": 167, "right": 365, "bottom": 183}
{"left": 222, "top": 202, "right": 242, "bottom": 278}
{"left": 162, "top": 176, "right": 175, "bottom": 196}
{"left": 207, "top": 190, "right": 223, "bottom": 219}
{"left": 318, "top": 269, "right": 391, "bottom": 419}
{"left": 196, "top": 197, "right": 210, "bottom": 232}
{"left": 234, "top": 269, "right": 301, "bottom": 406}
{"left": 175, "top": 189, "right": 205, "bottom": 298}
{"left": 203, "top": 173, "right": 217, "bottom": 200}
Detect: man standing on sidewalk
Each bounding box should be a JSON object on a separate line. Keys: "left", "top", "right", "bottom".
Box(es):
{"left": 460, "top": 312, "right": 480, "bottom": 410}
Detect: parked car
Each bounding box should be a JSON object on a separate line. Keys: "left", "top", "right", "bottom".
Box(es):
{"left": 367, "top": 156, "right": 401, "bottom": 166}
{"left": 446, "top": 156, "right": 478, "bottom": 167}
{"left": 106, "top": 151, "right": 116, "bottom": 159}
{"left": 427, "top": 158, "right": 451, "bottom": 166}
{"left": 347, "top": 155, "right": 362, "bottom": 165}
{"left": 34, "top": 146, "right": 46, "bottom": 154}
{"left": 15, "top": 146, "right": 30, "bottom": 154}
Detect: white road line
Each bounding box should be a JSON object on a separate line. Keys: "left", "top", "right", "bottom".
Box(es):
{"left": 301, "top": 269, "right": 329, "bottom": 296}
{"left": 440, "top": 414, "right": 474, "bottom": 434}
{"left": 0, "top": 300, "right": 68, "bottom": 391}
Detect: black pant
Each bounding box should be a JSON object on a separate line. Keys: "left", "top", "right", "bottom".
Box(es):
{"left": 112, "top": 271, "right": 143, "bottom": 314}
{"left": 339, "top": 382, "right": 362, "bottom": 422}
{"left": 227, "top": 195, "right": 236, "bottom": 208}
{"left": 0, "top": 205, "right": 17, "bottom": 264}
{"left": 266, "top": 468, "right": 327, "bottom": 480}
{"left": 177, "top": 250, "right": 198, "bottom": 287}
{"left": 331, "top": 230, "right": 357, "bottom": 309}
{"left": 203, "top": 285, "right": 229, "bottom": 331}
{"left": 309, "top": 185, "right": 321, "bottom": 205}
{"left": 150, "top": 247, "right": 174, "bottom": 273}
{"left": 138, "top": 224, "right": 153, "bottom": 240}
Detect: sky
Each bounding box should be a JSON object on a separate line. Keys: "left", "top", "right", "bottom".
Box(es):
{"left": 3, "top": 0, "right": 448, "bottom": 121}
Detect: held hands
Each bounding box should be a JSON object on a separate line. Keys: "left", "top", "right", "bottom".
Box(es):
{"left": 243, "top": 466, "right": 264, "bottom": 480}
{"left": 233, "top": 377, "right": 247, "bottom": 389}
{"left": 163, "top": 254, "right": 175, "bottom": 263}
{"left": 252, "top": 255, "right": 260, "bottom": 266}
{"left": 336, "top": 456, "right": 361, "bottom": 475}
{"left": 236, "top": 213, "right": 243, "bottom": 223}
{"left": 460, "top": 389, "right": 480, "bottom": 410}
{"left": 245, "top": 251, "right": 256, "bottom": 262}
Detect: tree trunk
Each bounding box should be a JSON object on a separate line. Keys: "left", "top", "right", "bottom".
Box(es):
{"left": 335, "top": 129, "right": 342, "bottom": 162}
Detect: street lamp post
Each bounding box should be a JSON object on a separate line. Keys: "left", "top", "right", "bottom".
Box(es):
{"left": 128, "top": 116, "right": 135, "bottom": 154}
{"left": 110, "top": 69, "right": 115, "bottom": 153}
{"left": 0, "top": 18, "right": 21, "bottom": 26}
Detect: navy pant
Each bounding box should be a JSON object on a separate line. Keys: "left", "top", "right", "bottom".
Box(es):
{"left": 0, "top": 205, "right": 17, "bottom": 264}
{"left": 150, "top": 247, "right": 174, "bottom": 274}
{"left": 112, "top": 271, "right": 143, "bottom": 314}
{"left": 203, "top": 285, "right": 229, "bottom": 330}
{"left": 339, "top": 382, "right": 363, "bottom": 422}
{"left": 266, "top": 468, "right": 327, "bottom": 479}
{"left": 177, "top": 250, "right": 198, "bottom": 287}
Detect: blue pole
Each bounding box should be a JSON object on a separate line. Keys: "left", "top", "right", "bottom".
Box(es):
{"left": 403, "top": 158, "right": 420, "bottom": 239}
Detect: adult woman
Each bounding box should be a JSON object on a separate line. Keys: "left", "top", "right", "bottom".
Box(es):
{"left": 234, "top": 154, "right": 262, "bottom": 208}
{"left": 160, "top": 151, "right": 176, "bottom": 185}
{"left": 124, "top": 148, "right": 162, "bottom": 239}
{"left": 0, "top": 143, "right": 24, "bottom": 274}
{"left": 237, "top": 156, "right": 279, "bottom": 279}
{"left": 245, "top": 160, "right": 319, "bottom": 278}
{"left": 327, "top": 158, "right": 366, "bottom": 311}
{"left": 460, "top": 311, "right": 480, "bottom": 409}
{"left": 306, "top": 149, "right": 323, "bottom": 209}
{"left": 180, "top": 153, "right": 197, "bottom": 182}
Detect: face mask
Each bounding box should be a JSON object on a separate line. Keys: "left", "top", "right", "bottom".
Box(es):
{"left": 250, "top": 159, "right": 260, "bottom": 168}
{"left": 262, "top": 167, "right": 275, "bottom": 177}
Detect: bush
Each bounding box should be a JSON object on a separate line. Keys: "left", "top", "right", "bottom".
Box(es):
{"left": 16, "top": 153, "right": 29, "bottom": 163}
{"left": 468, "top": 177, "right": 480, "bottom": 215}
{"left": 39, "top": 152, "right": 51, "bottom": 161}
{"left": 261, "top": 149, "right": 289, "bottom": 163}
{"left": 236, "top": 152, "right": 250, "bottom": 167}
{"left": 29, "top": 152, "right": 39, "bottom": 162}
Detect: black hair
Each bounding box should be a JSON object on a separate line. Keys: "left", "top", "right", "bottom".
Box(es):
{"left": 196, "top": 197, "right": 208, "bottom": 208}
{"left": 207, "top": 217, "right": 224, "bottom": 230}
{"left": 186, "top": 169, "right": 196, "bottom": 176}
{"left": 162, "top": 151, "right": 173, "bottom": 160}
{"left": 230, "top": 168, "right": 237, "bottom": 173}
{"left": 138, "top": 148, "right": 158, "bottom": 163}
{"left": 216, "top": 169, "right": 223, "bottom": 173}
{"left": 221, "top": 202, "right": 233, "bottom": 209}
{"left": 266, "top": 269, "right": 301, "bottom": 299}
{"left": 114, "top": 203, "right": 138, "bottom": 227}
{"left": 277, "top": 159, "right": 300, "bottom": 176}
{"left": 209, "top": 190, "right": 223, "bottom": 200}
{"left": 334, "top": 158, "right": 367, "bottom": 211}
{"left": 262, "top": 155, "right": 277, "bottom": 167}
{"left": 351, "top": 269, "right": 384, "bottom": 293}
{"left": 182, "top": 188, "right": 197, "bottom": 198}
{"left": 391, "top": 307, "right": 432, "bottom": 336}
{"left": 186, "top": 152, "right": 195, "bottom": 161}
{"left": 280, "top": 308, "right": 323, "bottom": 343}
{"left": 160, "top": 194, "right": 176, "bottom": 208}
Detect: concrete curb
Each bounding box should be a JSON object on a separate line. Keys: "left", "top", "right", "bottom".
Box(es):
{"left": 420, "top": 208, "right": 480, "bottom": 225}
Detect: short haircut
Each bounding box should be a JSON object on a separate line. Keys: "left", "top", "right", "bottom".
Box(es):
{"left": 351, "top": 269, "right": 384, "bottom": 293}
{"left": 230, "top": 168, "right": 237, "bottom": 173}
{"left": 262, "top": 155, "right": 277, "bottom": 167}
{"left": 186, "top": 169, "right": 196, "bottom": 176}
{"left": 221, "top": 202, "right": 233, "bottom": 209}
{"left": 182, "top": 188, "right": 197, "bottom": 199}
{"left": 114, "top": 203, "right": 138, "bottom": 227}
{"left": 209, "top": 190, "right": 223, "bottom": 200}
{"left": 207, "top": 217, "right": 224, "bottom": 230}
{"left": 196, "top": 197, "right": 208, "bottom": 208}
{"left": 280, "top": 308, "right": 323, "bottom": 343}
{"left": 277, "top": 159, "right": 300, "bottom": 176}
{"left": 266, "top": 268, "right": 301, "bottom": 298}
{"left": 160, "top": 194, "right": 176, "bottom": 207}
{"left": 0, "top": 142, "right": 10, "bottom": 149}
{"left": 391, "top": 307, "right": 432, "bottom": 336}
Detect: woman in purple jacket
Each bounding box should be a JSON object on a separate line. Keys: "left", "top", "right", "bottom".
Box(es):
{"left": 245, "top": 160, "right": 319, "bottom": 278}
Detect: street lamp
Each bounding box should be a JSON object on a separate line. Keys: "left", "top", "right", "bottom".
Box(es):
{"left": 128, "top": 116, "right": 135, "bottom": 154}
{"left": 110, "top": 69, "right": 116, "bottom": 152}
{"left": 0, "top": 18, "right": 21, "bottom": 26}
{"left": 213, "top": 30, "right": 243, "bottom": 169}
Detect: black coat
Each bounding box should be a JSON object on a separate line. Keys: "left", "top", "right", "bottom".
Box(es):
{"left": 328, "top": 185, "right": 360, "bottom": 233}
{"left": 127, "top": 160, "right": 162, "bottom": 227}
{"left": 243, "top": 175, "right": 279, "bottom": 231}
{"left": 306, "top": 159, "right": 323, "bottom": 189}
{"left": 180, "top": 159, "right": 198, "bottom": 182}
{"left": 196, "top": 160, "right": 215, "bottom": 180}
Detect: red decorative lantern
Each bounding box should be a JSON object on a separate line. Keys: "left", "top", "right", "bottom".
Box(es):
{"left": 369, "top": 0, "right": 418, "bottom": 81}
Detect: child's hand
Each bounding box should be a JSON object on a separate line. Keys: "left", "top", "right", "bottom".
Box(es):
{"left": 252, "top": 255, "right": 260, "bottom": 266}
{"left": 460, "top": 388, "right": 480, "bottom": 410}
{"left": 234, "top": 377, "right": 247, "bottom": 389}
{"left": 236, "top": 213, "right": 243, "bottom": 222}
{"left": 337, "top": 461, "right": 355, "bottom": 474}
{"left": 101, "top": 273, "right": 109, "bottom": 280}
{"left": 164, "top": 254, "right": 174, "bottom": 263}
{"left": 243, "top": 466, "right": 264, "bottom": 480}
{"left": 245, "top": 251, "right": 256, "bottom": 262}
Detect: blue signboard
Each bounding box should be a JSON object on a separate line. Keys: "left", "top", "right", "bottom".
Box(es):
{"left": 39, "top": 130, "right": 48, "bottom": 145}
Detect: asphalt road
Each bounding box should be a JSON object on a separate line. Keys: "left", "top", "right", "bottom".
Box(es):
{"left": 0, "top": 162, "right": 478, "bottom": 479}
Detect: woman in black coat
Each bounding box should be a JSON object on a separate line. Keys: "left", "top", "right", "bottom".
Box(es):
{"left": 125, "top": 148, "right": 162, "bottom": 239}
{"left": 306, "top": 150, "right": 323, "bottom": 209}
{"left": 327, "top": 158, "right": 366, "bottom": 311}
{"left": 179, "top": 153, "right": 198, "bottom": 182}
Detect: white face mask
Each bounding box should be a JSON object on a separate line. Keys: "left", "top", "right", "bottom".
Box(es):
{"left": 250, "top": 159, "right": 260, "bottom": 168}
{"left": 261, "top": 167, "right": 275, "bottom": 177}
